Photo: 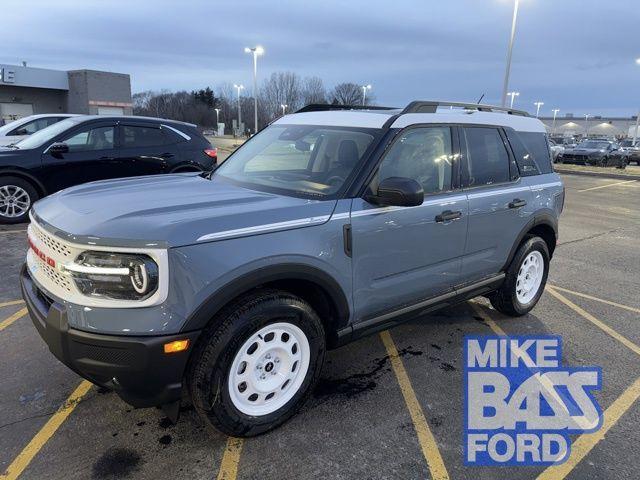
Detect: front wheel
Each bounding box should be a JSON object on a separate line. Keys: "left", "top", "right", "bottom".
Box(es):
{"left": 0, "top": 176, "right": 39, "bottom": 224}
{"left": 187, "top": 290, "right": 325, "bottom": 437}
{"left": 490, "top": 236, "right": 550, "bottom": 316}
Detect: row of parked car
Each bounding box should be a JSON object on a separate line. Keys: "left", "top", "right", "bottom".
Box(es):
{"left": 0, "top": 114, "right": 217, "bottom": 223}
{"left": 549, "top": 136, "right": 640, "bottom": 167}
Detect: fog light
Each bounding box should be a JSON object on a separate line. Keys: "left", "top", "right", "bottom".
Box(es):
{"left": 164, "top": 339, "right": 190, "bottom": 354}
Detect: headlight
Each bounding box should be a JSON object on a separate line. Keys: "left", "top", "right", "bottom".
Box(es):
{"left": 66, "top": 251, "right": 159, "bottom": 301}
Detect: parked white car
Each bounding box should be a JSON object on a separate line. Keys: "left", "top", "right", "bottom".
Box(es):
{"left": 548, "top": 139, "right": 564, "bottom": 162}
{"left": 0, "top": 114, "right": 77, "bottom": 146}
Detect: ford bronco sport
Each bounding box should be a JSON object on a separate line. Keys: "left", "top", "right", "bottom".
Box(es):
{"left": 21, "top": 101, "right": 563, "bottom": 437}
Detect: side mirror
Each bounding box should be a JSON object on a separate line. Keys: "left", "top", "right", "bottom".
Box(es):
{"left": 47, "top": 142, "right": 69, "bottom": 156}
{"left": 367, "top": 177, "right": 424, "bottom": 207}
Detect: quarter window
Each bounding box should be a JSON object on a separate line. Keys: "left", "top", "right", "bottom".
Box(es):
{"left": 61, "top": 126, "right": 115, "bottom": 152}
{"left": 518, "top": 132, "right": 553, "bottom": 174}
{"left": 376, "top": 127, "right": 453, "bottom": 195}
{"left": 462, "top": 127, "right": 511, "bottom": 186}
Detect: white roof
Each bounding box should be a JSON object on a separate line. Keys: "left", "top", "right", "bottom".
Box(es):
{"left": 275, "top": 109, "right": 546, "bottom": 133}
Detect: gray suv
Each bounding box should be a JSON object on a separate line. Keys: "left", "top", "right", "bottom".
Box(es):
{"left": 21, "top": 101, "right": 563, "bottom": 437}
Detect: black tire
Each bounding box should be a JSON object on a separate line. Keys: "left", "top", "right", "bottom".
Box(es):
{"left": 187, "top": 289, "right": 325, "bottom": 437}
{"left": 490, "top": 236, "right": 550, "bottom": 317}
{"left": 0, "top": 176, "right": 39, "bottom": 224}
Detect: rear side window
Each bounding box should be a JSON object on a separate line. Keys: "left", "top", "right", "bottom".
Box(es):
{"left": 122, "top": 125, "right": 169, "bottom": 147}
{"left": 504, "top": 129, "right": 540, "bottom": 176}
{"left": 462, "top": 127, "right": 511, "bottom": 187}
{"left": 518, "top": 132, "right": 553, "bottom": 174}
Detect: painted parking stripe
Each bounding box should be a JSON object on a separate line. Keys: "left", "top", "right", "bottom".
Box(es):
{"left": 548, "top": 284, "right": 640, "bottom": 314}
{"left": 0, "top": 299, "right": 24, "bottom": 308}
{"left": 546, "top": 287, "right": 640, "bottom": 356}
{"left": 578, "top": 179, "right": 637, "bottom": 192}
{"left": 0, "top": 380, "right": 92, "bottom": 480}
{"left": 0, "top": 307, "right": 27, "bottom": 332}
{"left": 379, "top": 330, "right": 450, "bottom": 480}
{"left": 216, "top": 437, "right": 244, "bottom": 480}
{"left": 0, "top": 229, "right": 27, "bottom": 236}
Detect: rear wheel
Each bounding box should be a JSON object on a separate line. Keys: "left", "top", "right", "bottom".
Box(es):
{"left": 0, "top": 176, "right": 38, "bottom": 224}
{"left": 490, "top": 236, "right": 550, "bottom": 317}
{"left": 187, "top": 290, "right": 325, "bottom": 437}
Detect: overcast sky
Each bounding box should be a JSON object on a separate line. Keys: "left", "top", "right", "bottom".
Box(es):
{"left": 3, "top": 0, "right": 639, "bottom": 117}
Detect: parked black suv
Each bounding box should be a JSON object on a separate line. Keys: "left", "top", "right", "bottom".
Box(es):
{"left": 0, "top": 115, "right": 217, "bottom": 223}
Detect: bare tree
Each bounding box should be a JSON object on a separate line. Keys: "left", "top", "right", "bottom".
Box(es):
{"left": 260, "top": 71, "right": 302, "bottom": 120}
{"left": 329, "top": 82, "right": 375, "bottom": 106}
{"left": 301, "top": 76, "right": 327, "bottom": 105}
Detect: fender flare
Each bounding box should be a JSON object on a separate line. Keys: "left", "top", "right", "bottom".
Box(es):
{"left": 502, "top": 211, "right": 558, "bottom": 270}
{"left": 180, "top": 263, "right": 351, "bottom": 333}
{"left": 0, "top": 168, "right": 47, "bottom": 196}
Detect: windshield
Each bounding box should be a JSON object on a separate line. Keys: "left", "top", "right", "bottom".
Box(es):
{"left": 15, "top": 118, "right": 81, "bottom": 149}
{"left": 0, "top": 119, "right": 23, "bottom": 136}
{"left": 620, "top": 140, "right": 634, "bottom": 147}
{"left": 214, "top": 124, "right": 378, "bottom": 198}
{"left": 577, "top": 141, "right": 610, "bottom": 150}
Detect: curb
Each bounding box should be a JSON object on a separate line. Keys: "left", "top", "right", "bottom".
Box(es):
{"left": 554, "top": 167, "right": 640, "bottom": 181}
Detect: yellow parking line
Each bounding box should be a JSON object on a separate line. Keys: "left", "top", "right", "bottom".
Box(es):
{"left": 537, "top": 375, "right": 640, "bottom": 480}
{"left": 578, "top": 179, "right": 637, "bottom": 192}
{"left": 548, "top": 284, "right": 640, "bottom": 314}
{"left": 0, "top": 307, "right": 28, "bottom": 332}
{"left": 379, "top": 330, "right": 450, "bottom": 480}
{"left": 0, "top": 299, "right": 24, "bottom": 308}
{"left": 0, "top": 380, "right": 92, "bottom": 480}
{"left": 216, "top": 437, "right": 244, "bottom": 480}
{"left": 469, "top": 302, "right": 506, "bottom": 336}
{"left": 0, "top": 229, "right": 27, "bottom": 235}
{"left": 546, "top": 287, "right": 640, "bottom": 356}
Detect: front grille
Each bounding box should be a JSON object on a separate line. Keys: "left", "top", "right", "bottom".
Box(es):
{"left": 38, "top": 257, "right": 73, "bottom": 292}
{"left": 35, "top": 285, "right": 54, "bottom": 310}
{"left": 32, "top": 222, "right": 73, "bottom": 260}
{"left": 72, "top": 342, "right": 136, "bottom": 367}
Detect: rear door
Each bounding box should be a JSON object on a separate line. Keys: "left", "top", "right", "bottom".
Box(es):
{"left": 115, "top": 123, "right": 178, "bottom": 176}
{"left": 459, "top": 126, "right": 534, "bottom": 284}
{"left": 351, "top": 125, "right": 468, "bottom": 322}
{"left": 41, "top": 121, "right": 117, "bottom": 191}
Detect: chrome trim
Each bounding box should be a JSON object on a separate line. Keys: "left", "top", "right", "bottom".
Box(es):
{"left": 161, "top": 124, "right": 191, "bottom": 140}
{"left": 196, "top": 215, "right": 331, "bottom": 242}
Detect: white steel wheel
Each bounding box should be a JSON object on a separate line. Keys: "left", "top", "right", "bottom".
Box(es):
{"left": 0, "top": 185, "right": 31, "bottom": 219}
{"left": 228, "top": 322, "right": 311, "bottom": 416}
{"left": 515, "top": 251, "right": 544, "bottom": 304}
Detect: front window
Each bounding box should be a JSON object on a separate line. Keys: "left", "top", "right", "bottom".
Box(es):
{"left": 214, "top": 124, "right": 378, "bottom": 198}
{"left": 577, "top": 140, "right": 611, "bottom": 150}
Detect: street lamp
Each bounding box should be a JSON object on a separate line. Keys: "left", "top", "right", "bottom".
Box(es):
{"left": 584, "top": 114, "right": 591, "bottom": 137}
{"left": 551, "top": 109, "right": 560, "bottom": 135}
{"left": 534, "top": 101, "right": 544, "bottom": 118}
{"left": 280, "top": 104, "right": 287, "bottom": 116}
{"left": 501, "top": 0, "right": 521, "bottom": 107}
{"left": 507, "top": 91, "right": 520, "bottom": 108}
{"left": 244, "top": 45, "right": 264, "bottom": 134}
{"left": 233, "top": 84, "right": 244, "bottom": 134}
{"left": 361, "top": 84, "right": 372, "bottom": 106}
{"left": 214, "top": 108, "right": 220, "bottom": 125}
{"left": 633, "top": 59, "right": 640, "bottom": 145}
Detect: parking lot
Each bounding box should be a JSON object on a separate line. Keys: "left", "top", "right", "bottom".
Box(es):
{"left": 0, "top": 173, "right": 639, "bottom": 480}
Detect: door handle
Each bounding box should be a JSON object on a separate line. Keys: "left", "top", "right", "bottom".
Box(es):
{"left": 509, "top": 198, "right": 527, "bottom": 209}
{"left": 435, "top": 210, "right": 462, "bottom": 223}
{"left": 160, "top": 152, "right": 175, "bottom": 159}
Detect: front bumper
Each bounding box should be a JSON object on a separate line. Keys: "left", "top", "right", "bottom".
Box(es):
{"left": 20, "top": 264, "right": 200, "bottom": 408}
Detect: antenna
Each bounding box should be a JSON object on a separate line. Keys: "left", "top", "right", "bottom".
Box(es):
{"left": 476, "top": 94, "right": 485, "bottom": 104}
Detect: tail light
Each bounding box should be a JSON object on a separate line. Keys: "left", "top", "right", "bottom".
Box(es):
{"left": 204, "top": 148, "right": 218, "bottom": 159}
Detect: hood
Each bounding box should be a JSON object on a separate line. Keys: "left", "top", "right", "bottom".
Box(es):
{"left": 33, "top": 174, "right": 337, "bottom": 248}
{"left": 0, "top": 135, "right": 24, "bottom": 147}
{"left": 564, "top": 148, "right": 604, "bottom": 155}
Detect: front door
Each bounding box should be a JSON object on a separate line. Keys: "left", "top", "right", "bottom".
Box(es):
{"left": 351, "top": 126, "right": 468, "bottom": 323}
{"left": 41, "top": 122, "right": 117, "bottom": 192}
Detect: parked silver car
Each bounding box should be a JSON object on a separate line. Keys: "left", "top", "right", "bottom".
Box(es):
{"left": 0, "top": 114, "right": 77, "bottom": 146}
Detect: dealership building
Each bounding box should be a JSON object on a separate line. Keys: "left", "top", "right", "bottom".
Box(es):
{"left": 0, "top": 64, "right": 132, "bottom": 124}
{"left": 539, "top": 113, "right": 639, "bottom": 138}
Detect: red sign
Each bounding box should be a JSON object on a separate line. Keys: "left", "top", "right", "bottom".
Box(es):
{"left": 28, "top": 236, "right": 56, "bottom": 268}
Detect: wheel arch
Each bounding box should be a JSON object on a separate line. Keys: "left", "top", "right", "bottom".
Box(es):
{"left": 181, "top": 263, "right": 351, "bottom": 347}
{"left": 503, "top": 212, "right": 558, "bottom": 271}
{"left": 0, "top": 168, "right": 47, "bottom": 197}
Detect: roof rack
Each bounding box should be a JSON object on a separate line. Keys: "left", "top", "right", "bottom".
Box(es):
{"left": 296, "top": 104, "right": 396, "bottom": 113}
{"left": 401, "top": 101, "right": 530, "bottom": 117}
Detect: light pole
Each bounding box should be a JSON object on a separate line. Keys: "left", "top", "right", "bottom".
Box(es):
{"left": 361, "top": 84, "right": 372, "bottom": 106}
{"left": 534, "top": 101, "right": 544, "bottom": 118}
{"left": 501, "top": 0, "right": 521, "bottom": 107}
{"left": 584, "top": 114, "right": 591, "bottom": 138}
{"left": 244, "top": 45, "right": 264, "bottom": 134}
{"left": 633, "top": 58, "right": 640, "bottom": 145}
{"left": 507, "top": 91, "right": 519, "bottom": 108}
{"left": 280, "top": 104, "right": 287, "bottom": 116}
{"left": 214, "top": 108, "right": 220, "bottom": 125}
{"left": 551, "top": 109, "right": 560, "bottom": 135}
{"left": 233, "top": 84, "right": 244, "bottom": 134}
